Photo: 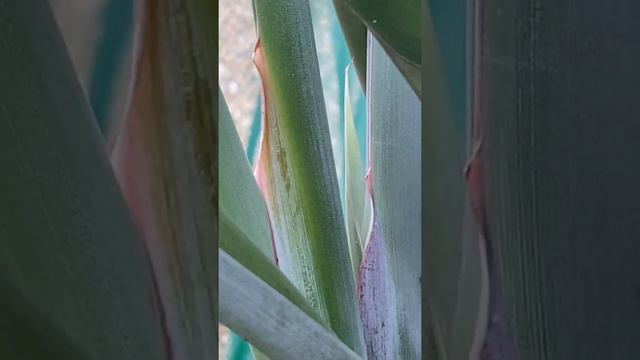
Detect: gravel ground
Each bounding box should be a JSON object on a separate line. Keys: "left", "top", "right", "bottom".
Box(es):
{"left": 219, "top": 0, "right": 260, "bottom": 147}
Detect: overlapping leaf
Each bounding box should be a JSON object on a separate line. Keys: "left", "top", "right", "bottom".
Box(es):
{"left": 251, "top": 0, "right": 364, "bottom": 355}
{"left": 220, "top": 248, "right": 360, "bottom": 360}
{"left": 0, "top": 0, "right": 167, "bottom": 357}
{"left": 220, "top": 87, "right": 272, "bottom": 360}
{"left": 310, "top": 0, "right": 352, "bottom": 204}
{"left": 219, "top": 90, "right": 361, "bottom": 360}
{"left": 333, "top": 0, "right": 421, "bottom": 96}
{"left": 220, "top": 89, "right": 274, "bottom": 260}
{"left": 51, "top": 0, "right": 136, "bottom": 148}
{"left": 111, "top": 1, "right": 218, "bottom": 358}
{"left": 356, "top": 33, "right": 421, "bottom": 360}
{"left": 344, "top": 63, "right": 369, "bottom": 280}
{"left": 422, "top": 3, "right": 489, "bottom": 359}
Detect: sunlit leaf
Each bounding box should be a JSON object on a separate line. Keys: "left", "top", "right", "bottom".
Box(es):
{"left": 251, "top": 0, "right": 365, "bottom": 355}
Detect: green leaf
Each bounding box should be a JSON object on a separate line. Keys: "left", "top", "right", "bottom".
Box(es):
{"left": 333, "top": 0, "right": 368, "bottom": 90}
{"left": 358, "top": 32, "right": 422, "bottom": 359}
{"left": 220, "top": 212, "right": 325, "bottom": 326}
{"left": 422, "top": 3, "right": 488, "bottom": 359}
{"left": 220, "top": 89, "right": 274, "bottom": 259}
{"left": 334, "top": 0, "right": 421, "bottom": 96}
{"left": 337, "top": 0, "right": 419, "bottom": 64}
{"left": 480, "top": 0, "right": 640, "bottom": 358}
{"left": 252, "top": 0, "right": 365, "bottom": 355}
{"left": 220, "top": 88, "right": 326, "bottom": 359}
{"left": 220, "top": 251, "right": 361, "bottom": 360}
{"left": 0, "top": 262, "right": 91, "bottom": 359}
{"left": 219, "top": 213, "right": 360, "bottom": 360}
{"left": 0, "top": 0, "right": 166, "bottom": 357}
{"left": 344, "top": 63, "right": 368, "bottom": 279}
{"left": 310, "top": 0, "right": 352, "bottom": 209}
{"left": 219, "top": 89, "right": 272, "bottom": 360}
{"left": 346, "top": 61, "right": 368, "bottom": 160}
{"left": 111, "top": 1, "right": 218, "bottom": 358}
{"left": 428, "top": 0, "right": 467, "bottom": 132}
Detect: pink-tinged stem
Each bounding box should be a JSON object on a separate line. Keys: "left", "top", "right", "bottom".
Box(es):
{"left": 112, "top": 105, "right": 174, "bottom": 360}
{"left": 253, "top": 39, "right": 281, "bottom": 267}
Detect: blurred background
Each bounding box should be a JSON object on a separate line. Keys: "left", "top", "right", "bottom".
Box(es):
{"left": 218, "top": 0, "right": 259, "bottom": 149}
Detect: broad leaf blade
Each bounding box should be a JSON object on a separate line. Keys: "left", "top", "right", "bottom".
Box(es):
{"left": 220, "top": 250, "right": 361, "bottom": 360}
{"left": 422, "top": 4, "right": 489, "bottom": 359}
{"left": 334, "top": 0, "right": 421, "bottom": 96}
{"left": 252, "top": 0, "right": 365, "bottom": 355}
{"left": 219, "top": 211, "right": 358, "bottom": 360}
{"left": 219, "top": 212, "right": 326, "bottom": 327}
{"left": 357, "top": 32, "right": 421, "bottom": 359}
{"left": 111, "top": 1, "right": 218, "bottom": 358}
{"left": 344, "top": 63, "right": 367, "bottom": 279}
{"left": 220, "top": 89, "right": 273, "bottom": 360}
{"left": 428, "top": 0, "right": 467, "bottom": 132}
{"left": 358, "top": 195, "right": 399, "bottom": 359}
{"left": 481, "top": 0, "right": 640, "bottom": 358}
{"left": 310, "top": 0, "right": 352, "bottom": 205}
{"left": 220, "top": 89, "right": 274, "bottom": 259}
{"left": 0, "top": 262, "right": 92, "bottom": 359}
{"left": 333, "top": 0, "right": 368, "bottom": 89}
{"left": 0, "top": 0, "right": 166, "bottom": 357}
